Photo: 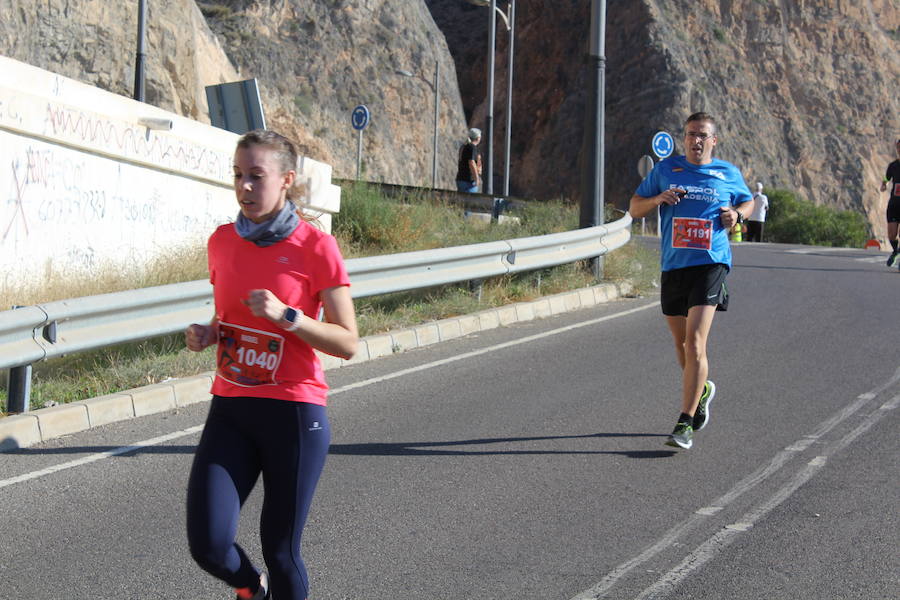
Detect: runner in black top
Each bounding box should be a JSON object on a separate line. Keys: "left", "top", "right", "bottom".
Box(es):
{"left": 881, "top": 139, "right": 900, "bottom": 268}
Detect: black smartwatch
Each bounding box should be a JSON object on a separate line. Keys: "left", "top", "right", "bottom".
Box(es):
{"left": 734, "top": 209, "right": 744, "bottom": 224}
{"left": 281, "top": 307, "right": 302, "bottom": 331}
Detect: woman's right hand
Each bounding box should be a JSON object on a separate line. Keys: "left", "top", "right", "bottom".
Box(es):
{"left": 185, "top": 323, "right": 217, "bottom": 352}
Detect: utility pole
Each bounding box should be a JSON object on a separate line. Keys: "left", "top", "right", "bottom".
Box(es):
{"left": 485, "top": 0, "right": 497, "bottom": 195}
{"left": 134, "top": 0, "right": 147, "bottom": 102}
{"left": 580, "top": 0, "right": 606, "bottom": 277}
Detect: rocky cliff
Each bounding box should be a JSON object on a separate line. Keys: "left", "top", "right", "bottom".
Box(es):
{"left": 196, "top": 0, "right": 468, "bottom": 189}
{"left": 2, "top": 0, "right": 897, "bottom": 237}
{"left": 0, "top": 0, "right": 241, "bottom": 119}
{"left": 429, "top": 0, "right": 900, "bottom": 238}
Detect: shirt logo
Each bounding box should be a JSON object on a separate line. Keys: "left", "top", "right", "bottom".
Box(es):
{"left": 277, "top": 256, "right": 290, "bottom": 264}
{"left": 707, "top": 169, "right": 726, "bottom": 180}
{"left": 672, "top": 167, "right": 684, "bottom": 172}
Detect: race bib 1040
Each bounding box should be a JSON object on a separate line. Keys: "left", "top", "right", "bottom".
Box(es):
{"left": 672, "top": 217, "right": 713, "bottom": 250}
{"left": 216, "top": 322, "right": 285, "bottom": 386}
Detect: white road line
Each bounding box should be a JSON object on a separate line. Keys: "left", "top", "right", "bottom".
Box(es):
{"left": 568, "top": 369, "right": 900, "bottom": 600}
{"left": 0, "top": 425, "right": 204, "bottom": 489}
{"left": 0, "top": 301, "right": 660, "bottom": 489}
{"left": 785, "top": 248, "right": 851, "bottom": 254}
{"left": 634, "top": 392, "right": 897, "bottom": 599}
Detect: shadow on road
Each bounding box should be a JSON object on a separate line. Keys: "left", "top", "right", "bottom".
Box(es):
{"left": 329, "top": 432, "right": 675, "bottom": 459}
{"left": 2, "top": 433, "right": 677, "bottom": 461}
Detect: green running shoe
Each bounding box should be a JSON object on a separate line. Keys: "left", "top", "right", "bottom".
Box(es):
{"left": 693, "top": 380, "right": 716, "bottom": 431}
{"left": 887, "top": 251, "right": 899, "bottom": 267}
{"left": 665, "top": 421, "right": 693, "bottom": 449}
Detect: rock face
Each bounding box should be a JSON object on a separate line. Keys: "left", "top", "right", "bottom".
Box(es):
{"left": 428, "top": 0, "right": 900, "bottom": 238}
{"left": 1, "top": 0, "right": 897, "bottom": 236}
{"left": 196, "top": 0, "right": 468, "bottom": 189}
{"left": 0, "top": 0, "right": 241, "bottom": 119}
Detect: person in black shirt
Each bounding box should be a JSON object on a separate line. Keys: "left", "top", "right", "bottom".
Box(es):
{"left": 455, "top": 128, "right": 482, "bottom": 193}
{"left": 881, "top": 139, "right": 900, "bottom": 268}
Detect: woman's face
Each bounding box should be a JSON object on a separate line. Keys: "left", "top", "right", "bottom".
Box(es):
{"left": 233, "top": 145, "right": 294, "bottom": 224}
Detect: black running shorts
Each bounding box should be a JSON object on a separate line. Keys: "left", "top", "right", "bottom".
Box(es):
{"left": 887, "top": 198, "right": 900, "bottom": 223}
{"left": 660, "top": 263, "right": 729, "bottom": 317}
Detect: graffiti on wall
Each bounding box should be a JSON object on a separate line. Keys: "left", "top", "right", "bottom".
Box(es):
{"left": 0, "top": 131, "right": 235, "bottom": 293}
{"left": 42, "top": 103, "right": 231, "bottom": 183}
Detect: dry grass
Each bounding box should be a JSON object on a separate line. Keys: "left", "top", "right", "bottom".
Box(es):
{"left": 2, "top": 243, "right": 209, "bottom": 309}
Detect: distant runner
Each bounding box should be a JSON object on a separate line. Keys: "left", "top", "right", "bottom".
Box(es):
{"left": 629, "top": 112, "right": 753, "bottom": 450}
{"left": 881, "top": 138, "right": 900, "bottom": 268}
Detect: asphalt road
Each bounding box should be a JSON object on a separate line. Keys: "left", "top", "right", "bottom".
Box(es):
{"left": 1, "top": 242, "right": 898, "bottom": 600}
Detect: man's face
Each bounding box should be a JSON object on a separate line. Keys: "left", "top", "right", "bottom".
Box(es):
{"left": 683, "top": 120, "right": 717, "bottom": 165}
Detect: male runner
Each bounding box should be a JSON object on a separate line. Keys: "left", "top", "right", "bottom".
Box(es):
{"left": 880, "top": 139, "right": 900, "bottom": 268}
{"left": 629, "top": 112, "right": 753, "bottom": 449}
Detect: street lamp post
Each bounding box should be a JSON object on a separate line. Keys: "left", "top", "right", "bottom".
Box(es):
{"left": 486, "top": 0, "right": 496, "bottom": 195}
{"left": 580, "top": 0, "right": 607, "bottom": 278}
{"left": 134, "top": 0, "right": 147, "bottom": 101}
{"left": 466, "top": 0, "right": 515, "bottom": 197}
{"left": 502, "top": 0, "right": 515, "bottom": 197}
{"left": 395, "top": 59, "right": 440, "bottom": 189}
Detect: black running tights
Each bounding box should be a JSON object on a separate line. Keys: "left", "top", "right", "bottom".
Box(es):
{"left": 186, "top": 395, "right": 330, "bottom": 600}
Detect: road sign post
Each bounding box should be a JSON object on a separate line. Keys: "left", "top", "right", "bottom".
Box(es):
{"left": 637, "top": 154, "right": 655, "bottom": 236}
{"left": 649, "top": 132, "right": 674, "bottom": 236}
{"left": 352, "top": 105, "right": 370, "bottom": 180}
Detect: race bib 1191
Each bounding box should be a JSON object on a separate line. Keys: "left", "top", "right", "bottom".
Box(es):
{"left": 672, "top": 217, "right": 713, "bottom": 250}
{"left": 216, "top": 322, "right": 285, "bottom": 386}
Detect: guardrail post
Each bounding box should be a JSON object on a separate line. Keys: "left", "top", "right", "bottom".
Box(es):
{"left": 468, "top": 279, "right": 484, "bottom": 302}
{"left": 7, "top": 364, "right": 32, "bottom": 413}
{"left": 590, "top": 256, "right": 604, "bottom": 280}
{"left": 5, "top": 303, "right": 35, "bottom": 413}
{"left": 491, "top": 197, "right": 507, "bottom": 223}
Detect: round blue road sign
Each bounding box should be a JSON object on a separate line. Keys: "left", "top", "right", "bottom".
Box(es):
{"left": 351, "top": 105, "right": 370, "bottom": 131}
{"left": 651, "top": 131, "right": 674, "bottom": 159}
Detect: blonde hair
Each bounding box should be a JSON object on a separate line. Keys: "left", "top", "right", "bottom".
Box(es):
{"left": 237, "top": 129, "right": 318, "bottom": 224}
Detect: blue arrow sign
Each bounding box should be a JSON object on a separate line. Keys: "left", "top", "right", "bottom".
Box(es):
{"left": 651, "top": 131, "right": 674, "bottom": 159}
{"left": 351, "top": 105, "right": 370, "bottom": 131}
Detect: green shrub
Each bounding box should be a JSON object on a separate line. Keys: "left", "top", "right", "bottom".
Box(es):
{"left": 764, "top": 188, "right": 869, "bottom": 248}
{"left": 293, "top": 93, "right": 313, "bottom": 116}
{"left": 333, "top": 182, "right": 432, "bottom": 253}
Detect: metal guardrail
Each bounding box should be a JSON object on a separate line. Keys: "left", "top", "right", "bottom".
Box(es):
{"left": 1, "top": 214, "right": 632, "bottom": 412}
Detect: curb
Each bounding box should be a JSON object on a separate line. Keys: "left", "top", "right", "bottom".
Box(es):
{"left": 0, "top": 281, "right": 634, "bottom": 451}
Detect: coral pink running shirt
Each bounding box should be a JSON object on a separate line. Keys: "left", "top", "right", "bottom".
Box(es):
{"left": 207, "top": 220, "right": 350, "bottom": 405}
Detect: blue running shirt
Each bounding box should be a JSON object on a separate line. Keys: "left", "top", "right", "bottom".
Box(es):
{"left": 636, "top": 155, "right": 752, "bottom": 272}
